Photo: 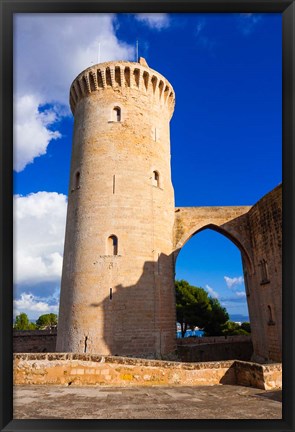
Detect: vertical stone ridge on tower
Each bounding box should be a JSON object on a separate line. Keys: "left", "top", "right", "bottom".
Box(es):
{"left": 57, "top": 58, "right": 177, "bottom": 358}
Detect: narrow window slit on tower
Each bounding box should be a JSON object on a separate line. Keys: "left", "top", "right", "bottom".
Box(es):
{"left": 113, "top": 175, "right": 116, "bottom": 194}
{"left": 84, "top": 336, "right": 88, "bottom": 353}
{"left": 267, "top": 305, "right": 275, "bottom": 325}
{"left": 110, "top": 288, "right": 113, "bottom": 300}
{"left": 259, "top": 259, "right": 270, "bottom": 284}
{"left": 152, "top": 171, "right": 160, "bottom": 188}
{"left": 73, "top": 171, "right": 80, "bottom": 191}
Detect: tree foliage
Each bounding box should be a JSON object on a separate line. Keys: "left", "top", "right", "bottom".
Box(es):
{"left": 14, "top": 312, "right": 59, "bottom": 330}
{"left": 14, "top": 313, "right": 36, "bottom": 330}
{"left": 36, "top": 313, "right": 58, "bottom": 329}
{"left": 176, "top": 280, "right": 230, "bottom": 337}
{"left": 222, "top": 321, "right": 251, "bottom": 336}
{"left": 241, "top": 322, "right": 251, "bottom": 333}
{"left": 202, "top": 297, "right": 229, "bottom": 336}
{"left": 176, "top": 280, "right": 212, "bottom": 337}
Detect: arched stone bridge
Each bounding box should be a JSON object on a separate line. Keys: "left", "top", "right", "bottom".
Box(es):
{"left": 173, "top": 206, "right": 254, "bottom": 274}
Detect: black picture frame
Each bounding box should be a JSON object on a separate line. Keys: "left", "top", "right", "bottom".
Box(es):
{"left": 0, "top": 1, "right": 294, "bottom": 431}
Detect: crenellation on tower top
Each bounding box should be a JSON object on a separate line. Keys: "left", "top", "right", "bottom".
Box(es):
{"left": 139, "top": 57, "right": 148, "bottom": 67}
{"left": 69, "top": 60, "right": 175, "bottom": 117}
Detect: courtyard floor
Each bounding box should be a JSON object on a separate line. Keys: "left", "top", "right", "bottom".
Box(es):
{"left": 14, "top": 384, "right": 282, "bottom": 420}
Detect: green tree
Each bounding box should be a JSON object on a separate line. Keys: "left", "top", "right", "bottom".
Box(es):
{"left": 36, "top": 313, "right": 58, "bottom": 329}
{"left": 241, "top": 322, "right": 251, "bottom": 334}
{"left": 14, "top": 313, "right": 36, "bottom": 330}
{"left": 222, "top": 321, "right": 250, "bottom": 336}
{"left": 202, "top": 297, "right": 229, "bottom": 336}
{"left": 175, "top": 280, "right": 212, "bottom": 337}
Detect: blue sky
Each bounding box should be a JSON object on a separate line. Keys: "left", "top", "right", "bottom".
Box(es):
{"left": 13, "top": 13, "right": 282, "bottom": 322}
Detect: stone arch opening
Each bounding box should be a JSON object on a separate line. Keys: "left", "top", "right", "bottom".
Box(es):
{"left": 107, "top": 235, "right": 118, "bottom": 256}
{"left": 113, "top": 106, "right": 121, "bottom": 122}
{"left": 175, "top": 225, "right": 252, "bottom": 342}
{"left": 175, "top": 222, "right": 254, "bottom": 276}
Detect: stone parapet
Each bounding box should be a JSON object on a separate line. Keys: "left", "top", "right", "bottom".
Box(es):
{"left": 177, "top": 340, "right": 253, "bottom": 363}
{"left": 13, "top": 330, "right": 57, "bottom": 353}
{"left": 234, "top": 360, "right": 282, "bottom": 390}
{"left": 13, "top": 354, "right": 281, "bottom": 390}
{"left": 177, "top": 335, "right": 252, "bottom": 345}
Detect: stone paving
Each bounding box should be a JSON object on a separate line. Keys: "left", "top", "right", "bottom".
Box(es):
{"left": 13, "top": 384, "right": 282, "bottom": 419}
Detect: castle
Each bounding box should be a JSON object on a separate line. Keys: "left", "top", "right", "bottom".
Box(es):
{"left": 56, "top": 58, "right": 282, "bottom": 363}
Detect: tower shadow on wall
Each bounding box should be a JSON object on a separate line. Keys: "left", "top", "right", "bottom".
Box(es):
{"left": 89, "top": 252, "right": 177, "bottom": 359}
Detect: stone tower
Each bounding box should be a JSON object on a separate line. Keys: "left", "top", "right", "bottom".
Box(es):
{"left": 56, "top": 58, "right": 177, "bottom": 357}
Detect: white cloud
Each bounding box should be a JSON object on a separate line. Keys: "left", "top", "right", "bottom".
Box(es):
{"left": 134, "top": 13, "right": 170, "bottom": 30}
{"left": 14, "top": 95, "right": 61, "bottom": 172}
{"left": 13, "top": 292, "right": 59, "bottom": 320}
{"left": 237, "top": 13, "right": 262, "bottom": 35}
{"left": 14, "top": 192, "right": 67, "bottom": 286}
{"left": 224, "top": 275, "right": 244, "bottom": 289}
{"left": 14, "top": 14, "right": 134, "bottom": 105}
{"left": 205, "top": 284, "right": 219, "bottom": 299}
{"left": 14, "top": 14, "right": 134, "bottom": 171}
{"left": 235, "top": 291, "right": 246, "bottom": 298}
{"left": 195, "top": 20, "right": 206, "bottom": 36}
{"left": 193, "top": 19, "right": 217, "bottom": 52}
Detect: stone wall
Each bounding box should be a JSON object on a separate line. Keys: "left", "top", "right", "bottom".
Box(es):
{"left": 245, "top": 185, "right": 282, "bottom": 362}
{"left": 177, "top": 335, "right": 251, "bottom": 345}
{"left": 13, "top": 330, "right": 57, "bottom": 353}
{"left": 234, "top": 360, "right": 282, "bottom": 390}
{"left": 13, "top": 353, "right": 281, "bottom": 390}
{"left": 177, "top": 340, "right": 253, "bottom": 363}
{"left": 14, "top": 331, "right": 253, "bottom": 363}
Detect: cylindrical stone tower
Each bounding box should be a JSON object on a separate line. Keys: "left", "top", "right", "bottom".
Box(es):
{"left": 56, "top": 58, "right": 176, "bottom": 358}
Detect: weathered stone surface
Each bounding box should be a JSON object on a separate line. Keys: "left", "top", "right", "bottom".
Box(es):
{"left": 56, "top": 56, "right": 282, "bottom": 364}
{"left": 173, "top": 185, "right": 282, "bottom": 363}
{"left": 178, "top": 340, "right": 253, "bottom": 363}
{"left": 13, "top": 384, "right": 282, "bottom": 420}
{"left": 173, "top": 206, "right": 252, "bottom": 255}
{"left": 246, "top": 185, "right": 282, "bottom": 362}
{"left": 13, "top": 354, "right": 281, "bottom": 390}
{"left": 13, "top": 330, "right": 57, "bottom": 353}
{"left": 57, "top": 59, "right": 177, "bottom": 358}
{"left": 235, "top": 360, "right": 282, "bottom": 390}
